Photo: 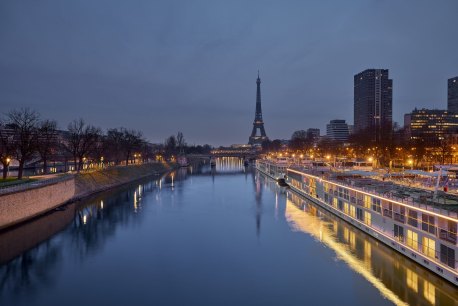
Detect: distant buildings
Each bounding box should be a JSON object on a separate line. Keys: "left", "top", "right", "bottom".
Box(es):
{"left": 306, "top": 128, "right": 320, "bottom": 142}
{"left": 448, "top": 76, "right": 458, "bottom": 114}
{"left": 354, "top": 69, "right": 393, "bottom": 140}
{"left": 326, "top": 119, "right": 350, "bottom": 142}
{"left": 404, "top": 108, "right": 458, "bottom": 142}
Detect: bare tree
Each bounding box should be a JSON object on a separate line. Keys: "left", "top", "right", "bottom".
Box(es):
{"left": 164, "top": 135, "right": 177, "bottom": 157}
{"left": 7, "top": 108, "right": 40, "bottom": 179}
{"left": 0, "top": 123, "right": 15, "bottom": 179}
{"left": 176, "top": 132, "right": 186, "bottom": 153}
{"left": 121, "top": 128, "right": 143, "bottom": 165}
{"left": 64, "top": 119, "right": 101, "bottom": 172}
{"left": 290, "top": 130, "right": 313, "bottom": 152}
{"left": 37, "top": 119, "right": 58, "bottom": 174}
{"left": 106, "top": 128, "right": 124, "bottom": 165}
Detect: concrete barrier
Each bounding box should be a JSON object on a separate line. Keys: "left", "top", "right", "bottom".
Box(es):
{"left": 0, "top": 178, "right": 75, "bottom": 230}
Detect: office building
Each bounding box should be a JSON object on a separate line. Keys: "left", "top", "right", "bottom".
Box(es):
{"left": 326, "top": 119, "right": 350, "bottom": 142}
{"left": 448, "top": 76, "right": 458, "bottom": 113}
{"left": 354, "top": 69, "right": 393, "bottom": 140}
{"left": 406, "top": 108, "right": 458, "bottom": 143}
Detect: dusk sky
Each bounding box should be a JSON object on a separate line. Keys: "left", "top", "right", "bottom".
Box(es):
{"left": 1, "top": 0, "right": 457, "bottom": 146}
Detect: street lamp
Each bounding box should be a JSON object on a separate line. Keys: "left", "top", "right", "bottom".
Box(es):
{"left": 6, "top": 157, "right": 11, "bottom": 177}
{"left": 408, "top": 159, "right": 413, "bottom": 170}
{"left": 368, "top": 157, "right": 374, "bottom": 168}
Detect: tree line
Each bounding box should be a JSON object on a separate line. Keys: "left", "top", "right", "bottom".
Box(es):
{"left": 163, "top": 132, "right": 212, "bottom": 156}
{"left": 0, "top": 108, "right": 147, "bottom": 179}
{"left": 276, "top": 124, "right": 455, "bottom": 169}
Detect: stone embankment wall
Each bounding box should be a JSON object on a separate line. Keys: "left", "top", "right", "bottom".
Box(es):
{"left": 0, "top": 163, "right": 172, "bottom": 231}
{"left": 0, "top": 178, "right": 76, "bottom": 230}
{"left": 74, "top": 162, "right": 172, "bottom": 198}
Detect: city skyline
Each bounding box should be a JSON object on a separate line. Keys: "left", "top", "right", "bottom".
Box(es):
{"left": 1, "top": 0, "right": 458, "bottom": 146}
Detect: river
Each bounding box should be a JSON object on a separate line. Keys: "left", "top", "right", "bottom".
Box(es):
{"left": 0, "top": 158, "right": 456, "bottom": 306}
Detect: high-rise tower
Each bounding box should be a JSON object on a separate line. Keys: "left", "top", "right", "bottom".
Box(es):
{"left": 354, "top": 69, "right": 392, "bottom": 142}
{"left": 249, "top": 72, "right": 268, "bottom": 145}
{"left": 448, "top": 76, "right": 458, "bottom": 113}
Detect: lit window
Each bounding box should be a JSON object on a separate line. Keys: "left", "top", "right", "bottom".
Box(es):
{"left": 422, "top": 237, "right": 436, "bottom": 259}
{"left": 406, "top": 230, "right": 418, "bottom": 251}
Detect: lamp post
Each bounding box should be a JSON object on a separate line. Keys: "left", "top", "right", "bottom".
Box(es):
{"left": 6, "top": 157, "right": 11, "bottom": 178}
{"left": 368, "top": 157, "right": 374, "bottom": 169}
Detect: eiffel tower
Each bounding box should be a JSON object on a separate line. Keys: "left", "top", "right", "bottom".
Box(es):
{"left": 249, "top": 72, "right": 268, "bottom": 145}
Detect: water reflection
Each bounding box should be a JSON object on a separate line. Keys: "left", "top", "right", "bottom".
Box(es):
{"left": 0, "top": 175, "right": 168, "bottom": 302}
{"left": 0, "top": 160, "right": 243, "bottom": 301}
{"left": 0, "top": 159, "right": 456, "bottom": 306}
{"left": 285, "top": 191, "right": 458, "bottom": 306}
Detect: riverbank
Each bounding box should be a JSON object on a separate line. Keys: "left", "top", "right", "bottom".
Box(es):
{"left": 0, "top": 162, "right": 175, "bottom": 230}
{"left": 73, "top": 162, "right": 174, "bottom": 200}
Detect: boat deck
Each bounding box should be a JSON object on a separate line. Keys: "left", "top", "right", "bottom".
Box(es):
{"left": 289, "top": 166, "right": 458, "bottom": 217}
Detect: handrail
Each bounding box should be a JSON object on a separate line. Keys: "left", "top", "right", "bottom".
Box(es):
{"left": 287, "top": 165, "right": 458, "bottom": 219}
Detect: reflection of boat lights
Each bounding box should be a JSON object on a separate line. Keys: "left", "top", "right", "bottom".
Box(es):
{"left": 134, "top": 191, "right": 138, "bottom": 211}
{"left": 285, "top": 198, "right": 408, "bottom": 306}
{"left": 171, "top": 174, "right": 174, "bottom": 187}
{"left": 100, "top": 200, "right": 104, "bottom": 209}
{"left": 83, "top": 215, "right": 87, "bottom": 225}
{"left": 138, "top": 185, "right": 142, "bottom": 197}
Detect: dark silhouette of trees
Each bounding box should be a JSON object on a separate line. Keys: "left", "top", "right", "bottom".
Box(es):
{"left": 0, "top": 107, "right": 218, "bottom": 178}
{"left": 6, "top": 108, "right": 40, "bottom": 179}
{"left": 164, "top": 135, "right": 177, "bottom": 156}
{"left": 290, "top": 130, "right": 313, "bottom": 151}
{"left": 106, "top": 128, "right": 124, "bottom": 164}
{"left": 316, "top": 137, "right": 342, "bottom": 158}
{"left": 36, "top": 120, "right": 58, "bottom": 174}
{"left": 261, "top": 139, "right": 282, "bottom": 152}
{"left": 120, "top": 128, "right": 143, "bottom": 165}
{"left": 176, "top": 132, "right": 186, "bottom": 154}
{"left": 64, "top": 119, "right": 101, "bottom": 172}
{"left": 0, "top": 123, "right": 15, "bottom": 179}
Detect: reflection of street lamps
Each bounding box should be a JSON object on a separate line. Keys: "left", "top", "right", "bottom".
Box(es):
{"left": 408, "top": 159, "right": 413, "bottom": 170}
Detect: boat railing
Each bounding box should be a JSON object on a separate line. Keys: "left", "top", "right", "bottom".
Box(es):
{"left": 288, "top": 165, "right": 458, "bottom": 219}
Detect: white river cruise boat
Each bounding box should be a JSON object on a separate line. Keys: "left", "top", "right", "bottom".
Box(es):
{"left": 256, "top": 159, "right": 458, "bottom": 285}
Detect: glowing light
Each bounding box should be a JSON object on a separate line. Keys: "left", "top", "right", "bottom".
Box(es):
{"left": 286, "top": 168, "right": 458, "bottom": 222}
{"left": 100, "top": 200, "right": 104, "bottom": 209}
{"left": 134, "top": 191, "right": 138, "bottom": 211}
{"left": 285, "top": 199, "right": 408, "bottom": 306}
{"left": 83, "top": 215, "right": 87, "bottom": 224}
{"left": 368, "top": 157, "right": 373, "bottom": 162}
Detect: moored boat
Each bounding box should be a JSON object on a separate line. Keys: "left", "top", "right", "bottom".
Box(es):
{"left": 256, "top": 158, "right": 458, "bottom": 285}
{"left": 286, "top": 166, "right": 458, "bottom": 285}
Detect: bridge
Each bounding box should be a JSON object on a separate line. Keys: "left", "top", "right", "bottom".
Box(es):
{"left": 186, "top": 149, "right": 259, "bottom": 161}
{"left": 209, "top": 149, "right": 258, "bottom": 158}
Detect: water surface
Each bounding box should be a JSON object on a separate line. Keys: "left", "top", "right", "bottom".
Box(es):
{"left": 0, "top": 158, "right": 456, "bottom": 306}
